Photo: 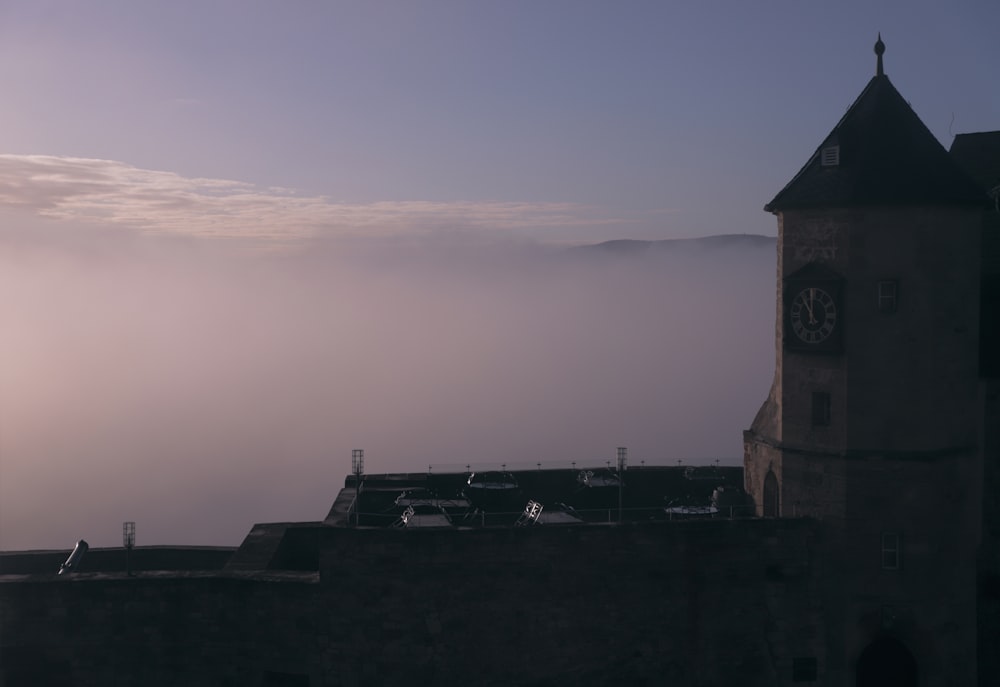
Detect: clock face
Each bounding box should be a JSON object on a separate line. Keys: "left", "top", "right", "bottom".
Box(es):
{"left": 789, "top": 286, "right": 838, "bottom": 344}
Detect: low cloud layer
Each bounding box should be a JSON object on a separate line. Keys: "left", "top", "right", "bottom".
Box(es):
{"left": 0, "top": 155, "right": 616, "bottom": 241}
{"left": 0, "top": 157, "right": 775, "bottom": 551}
{"left": 0, "top": 219, "right": 775, "bottom": 550}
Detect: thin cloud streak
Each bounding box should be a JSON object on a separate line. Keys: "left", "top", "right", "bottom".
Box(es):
{"left": 0, "top": 155, "right": 620, "bottom": 241}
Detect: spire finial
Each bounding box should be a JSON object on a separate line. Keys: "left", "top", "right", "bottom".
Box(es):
{"left": 874, "top": 33, "right": 885, "bottom": 77}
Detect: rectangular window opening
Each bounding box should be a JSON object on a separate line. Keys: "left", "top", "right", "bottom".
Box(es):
{"left": 811, "top": 392, "right": 831, "bottom": 427}
{"left": 877, "top": 280, "right": 898, "bottom": 313}
{"left": 881, "top": 532, "right": 901, "bottom": 570}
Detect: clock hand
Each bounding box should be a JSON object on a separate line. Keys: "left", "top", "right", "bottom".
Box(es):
{"left": 801, "top": 290, "right": 816, "bottom": 325}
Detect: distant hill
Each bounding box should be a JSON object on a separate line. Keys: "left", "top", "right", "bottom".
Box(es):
{"left": 574, "top": 233, "right": 775, "bottom": 256}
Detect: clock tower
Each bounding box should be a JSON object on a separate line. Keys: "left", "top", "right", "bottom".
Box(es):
{"left": 743, "top": 37, "right": 988, "bottom": 685}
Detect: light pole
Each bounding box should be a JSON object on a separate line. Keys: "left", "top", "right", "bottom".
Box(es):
{"left": 617, "top": 447, "right": 627, "bottom": 524}
{"left": 352, "top": 449, "right": 364, "bottom": 527}
{"left": 123, "top": 521, "right": 135, "bottom": 576}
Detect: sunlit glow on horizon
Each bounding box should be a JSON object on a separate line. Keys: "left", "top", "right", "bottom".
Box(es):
{"left": 0, "top": 154, "right": 623, "bottom": 243}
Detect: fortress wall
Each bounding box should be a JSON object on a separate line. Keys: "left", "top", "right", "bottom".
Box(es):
{"left": 0, "top": 546, "right": 236, "bottom": 575}
{"left": 2, "top": 519, "right": 824, "bottom": 686}
{"left": 0, "top": 574, "right": 321, "bottom": 686}
{"left": 316, "top": 519, "right": 826, "bottom": 686}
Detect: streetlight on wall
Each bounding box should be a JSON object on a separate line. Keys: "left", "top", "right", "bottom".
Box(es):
{"left": 351, "top": 450, "right": 364, "bottom": 527}
{"left": 617, "top": 448, "right": 628, "bottom": 524}
{"left": 123, "top": 521, "right": 135, "bottom": 576}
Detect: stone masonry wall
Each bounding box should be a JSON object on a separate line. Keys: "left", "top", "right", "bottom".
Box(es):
{"left": 2, "top": 519, "right": 823, "bottom": 687}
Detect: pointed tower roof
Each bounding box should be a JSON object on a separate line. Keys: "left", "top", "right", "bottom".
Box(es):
{"left": 765, "top": 36, "right": 985, "bottom": 213}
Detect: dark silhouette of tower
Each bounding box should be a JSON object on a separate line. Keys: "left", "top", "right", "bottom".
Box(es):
{"left": 744, "top": 36, "right": 991, "bottom": 686}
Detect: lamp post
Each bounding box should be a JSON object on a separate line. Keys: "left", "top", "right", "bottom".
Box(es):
{"left": 617, "top": 447, "right": 627, "bottom": 524}
{"left": 123, "top": 521, "right": 135, "bottom": 576}
{"left": 352, "top": 449, "right": 364, "bottom": 527}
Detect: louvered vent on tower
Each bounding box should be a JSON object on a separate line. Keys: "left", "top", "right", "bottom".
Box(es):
{"left": 821, "top": 145, "right": 840, "bottom": 167}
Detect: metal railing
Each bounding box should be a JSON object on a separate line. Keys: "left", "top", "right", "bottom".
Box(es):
{"left": 350, "top": 503, "right": 757, "bottom": 528}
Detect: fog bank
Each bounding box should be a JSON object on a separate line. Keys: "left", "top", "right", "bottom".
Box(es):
{"left": 0, "top": 220, "right": 775, "bottom": 549}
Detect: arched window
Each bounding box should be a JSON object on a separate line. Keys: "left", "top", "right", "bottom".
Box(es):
{"left": 856, "top": 636, "right": 917, "bottom": 687}
{"left": 763, "top": 470, "right": 779, "bottom": 517}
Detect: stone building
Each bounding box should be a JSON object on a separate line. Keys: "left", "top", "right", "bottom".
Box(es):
{"left": 949, "top": 128, "right": 1000, "bottom": 686}
{"left": 744, "top": 36, "right": 999, "bottom": 686}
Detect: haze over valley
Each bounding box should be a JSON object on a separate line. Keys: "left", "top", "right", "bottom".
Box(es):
{"left": 1, "top": 223, "right": 774, "bottom": 549}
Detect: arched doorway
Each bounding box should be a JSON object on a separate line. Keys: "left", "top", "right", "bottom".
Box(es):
{"left": 762, "top": 470, "right": 779, "bottom": 517}
{"left": 856, "top": 636, "right": 918, "bottom": 687}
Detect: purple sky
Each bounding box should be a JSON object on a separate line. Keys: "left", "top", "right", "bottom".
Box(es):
{"left": 0, "top": 1, "right": 996, "bottom": 242}
{"left": 0, "top": 2, "right": 997, "bottom": 549}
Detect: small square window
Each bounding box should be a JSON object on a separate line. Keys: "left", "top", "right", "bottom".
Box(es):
{"left": 811, "top": 392, "right": 831, "bottom": 427}
{"left": 881, "top": 532, "right": 901, "bottom": 570}
{"left": 821, "top": 145, "right": 840, "bottom": 166}
{"left": 877, "top": 280, "right": 898, "bottom": 313}
{"left": 793, "top": 656, "right": 818, "bottom": 682}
